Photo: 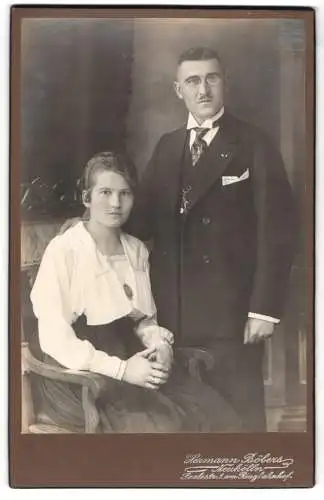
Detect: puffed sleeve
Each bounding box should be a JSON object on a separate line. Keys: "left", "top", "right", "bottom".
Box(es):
{"left": 30, "top": 237, "right": 127, "bottom": 380}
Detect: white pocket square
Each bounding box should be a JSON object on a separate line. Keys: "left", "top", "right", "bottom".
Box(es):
{"left": 222, "top": 168, "right": 250, "bottom": 186}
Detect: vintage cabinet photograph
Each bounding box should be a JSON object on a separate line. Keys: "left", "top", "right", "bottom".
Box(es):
{"left": 10, "top": 6, "right": 315, "bottom": 488}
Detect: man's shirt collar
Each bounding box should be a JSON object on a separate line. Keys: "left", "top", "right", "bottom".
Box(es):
{"left": 186, "top": 106, "right": 225, "bottom": 130}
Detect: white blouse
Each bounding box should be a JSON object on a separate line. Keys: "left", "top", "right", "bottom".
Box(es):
{"left": 30, "top": 222, "right": 174, "bottom": 380}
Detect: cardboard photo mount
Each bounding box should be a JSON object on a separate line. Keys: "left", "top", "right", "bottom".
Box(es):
{"left": 10, "top": 6, "right": 315, "bottom": 488}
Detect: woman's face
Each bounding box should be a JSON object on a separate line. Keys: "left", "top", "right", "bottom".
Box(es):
{"left": 84, "top": 170, "right": 134, "bottom": 229}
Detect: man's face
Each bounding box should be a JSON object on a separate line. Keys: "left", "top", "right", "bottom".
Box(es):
{"left": 174, "top": 58, "right": 224, "bottom": 124}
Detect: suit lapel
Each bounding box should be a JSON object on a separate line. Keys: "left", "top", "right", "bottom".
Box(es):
{"left": 184, "top": 114, "right": 241, "bottom": 213}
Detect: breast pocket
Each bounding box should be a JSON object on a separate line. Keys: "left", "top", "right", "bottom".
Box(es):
{"left": 221, "top": 168, "right": 250, "bottom": 187}
{"left": 219, "top": 167, "right": 254, "bottom": 220}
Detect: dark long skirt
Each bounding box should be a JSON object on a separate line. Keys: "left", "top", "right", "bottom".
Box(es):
{"left": 31, "top": 316, "right": 242, "bottom": 433}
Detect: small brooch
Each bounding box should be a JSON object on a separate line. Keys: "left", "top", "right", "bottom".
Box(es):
{"left": 123, "top": 283, "right": 134, "bottom": 300}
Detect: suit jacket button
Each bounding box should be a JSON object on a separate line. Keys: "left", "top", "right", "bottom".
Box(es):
{"left": 203, "top": 255, "right": 210, "bottom": 264}
{"left": 202, "top": 216, "right": 211, "bottom": 225}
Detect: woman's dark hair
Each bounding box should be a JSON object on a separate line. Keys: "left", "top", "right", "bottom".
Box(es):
{"left": 82, "top": 151, "right": 138, "bottom": 197}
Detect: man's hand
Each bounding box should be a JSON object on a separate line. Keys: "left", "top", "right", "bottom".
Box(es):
{"left": 244, "top": 318, "right": 275, "bottom": 344}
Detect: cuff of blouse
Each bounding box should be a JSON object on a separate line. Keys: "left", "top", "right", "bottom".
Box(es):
{"left": 116, "top": 360, "right": 127, "bottom": 381}
{"left": 89, "top": 350, "right": 127, "bottom": 380}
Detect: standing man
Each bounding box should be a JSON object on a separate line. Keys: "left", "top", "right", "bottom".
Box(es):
{"left": 127, "top": 46, "right": 297, "bottom": 431}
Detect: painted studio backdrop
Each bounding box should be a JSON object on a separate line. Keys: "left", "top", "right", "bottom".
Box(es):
{"left": 20, "top": 17, "right": 307, "bottom": 432}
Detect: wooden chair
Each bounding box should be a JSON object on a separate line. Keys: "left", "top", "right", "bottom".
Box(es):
{"left": 22, "top": 309, "right": 214, "bottom": 434}
{"left": 21, "top": 221, "right": 214, "bottom": 434}
{"left": 22, "top": 340, "right": 214, "bottom": 434}
{"left": 21, "top": 262, "right": 112, "bottom": 434}
{"left": 22, "top": 340, "right": 109, "bottom": 434}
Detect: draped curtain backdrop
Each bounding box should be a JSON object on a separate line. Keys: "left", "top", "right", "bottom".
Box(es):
{"left": 21, "top": 19, "right": 133, "bottom": 188}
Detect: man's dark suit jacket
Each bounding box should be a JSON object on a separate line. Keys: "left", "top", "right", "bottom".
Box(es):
{"left": 127, "top": 112, "right": 298, "bottom": 347}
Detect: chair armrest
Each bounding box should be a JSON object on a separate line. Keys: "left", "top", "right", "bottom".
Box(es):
{"left": 22, "top": 342, "right": 109, "bottom": 399}
{"left": 175, "top": 347, "right": 214, "bottom": 381}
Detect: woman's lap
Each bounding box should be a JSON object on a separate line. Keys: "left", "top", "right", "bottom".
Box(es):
{"left": 32, "top": 365, "right": 241, "bottom": 433}
{"left": 161, "top": 366, "right": 242, "bottom": 432}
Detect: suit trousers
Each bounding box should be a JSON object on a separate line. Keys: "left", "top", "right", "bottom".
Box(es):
{"left": 200, "top": 339, "right": 266, "bottom": 432}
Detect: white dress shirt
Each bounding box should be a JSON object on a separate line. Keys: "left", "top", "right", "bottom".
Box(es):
{"left": 30, "top": 222, "right": 174, "bottom": 380}
{"left": 186, "top": 109, "right": 279, "bottom": 325}
{"left": 187, "top": 106, "right": 225, "bottom": 149}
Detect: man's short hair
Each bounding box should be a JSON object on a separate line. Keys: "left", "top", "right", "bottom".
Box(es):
{"left": 178, "top": 47, "right": 222, "bottom": 67}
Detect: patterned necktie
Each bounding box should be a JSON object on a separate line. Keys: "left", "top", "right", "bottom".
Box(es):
{"left": 190, "top": 127, "right": 209, "bottom": 166}
{"left": 190, "top": 118, "right": 222, "bottom": 166}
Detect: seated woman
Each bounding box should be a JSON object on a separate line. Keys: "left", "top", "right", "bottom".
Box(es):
{"left": 30, "top": 151, "right": 241, "bottom": 433}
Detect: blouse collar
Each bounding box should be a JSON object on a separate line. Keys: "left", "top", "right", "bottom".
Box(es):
{"left": 71, "top": 221, "right": 143, "bottom": 271}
